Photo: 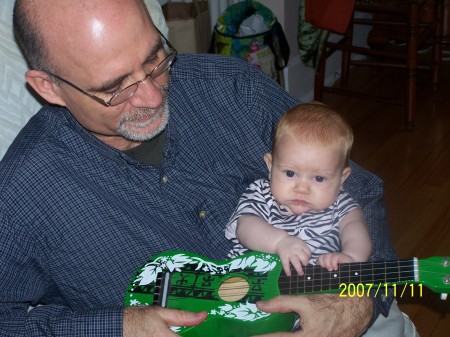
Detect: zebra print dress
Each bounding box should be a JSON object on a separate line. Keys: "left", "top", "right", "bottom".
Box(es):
{"left": 225, "top": 178, "right": 360, "bottom": 265}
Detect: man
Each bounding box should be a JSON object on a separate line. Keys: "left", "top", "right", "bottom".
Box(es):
{"left": 0, "top": 0, "right": 405, "bottom": 336}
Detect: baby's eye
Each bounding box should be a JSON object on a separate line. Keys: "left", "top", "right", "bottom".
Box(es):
{"left": 285, "top": 170, "right": 296, "bottom": 178}
{"left": 314, "top": 176, "right": 325, "bottom": 183}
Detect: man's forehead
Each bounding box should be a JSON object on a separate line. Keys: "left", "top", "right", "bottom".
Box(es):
{"left": 39, "top": 0, "right": 153, "bottom": 77}
{"left": 34, "top": 0, "right": 148, "bottom": 45}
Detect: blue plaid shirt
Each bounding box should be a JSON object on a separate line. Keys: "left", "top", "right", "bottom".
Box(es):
{"left": 0, "top": 54, "right": 396, "bottom": 336}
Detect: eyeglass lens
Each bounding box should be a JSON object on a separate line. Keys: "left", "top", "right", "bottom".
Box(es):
{"left": 108, "top": 51, "right": 175, "bottom": 106}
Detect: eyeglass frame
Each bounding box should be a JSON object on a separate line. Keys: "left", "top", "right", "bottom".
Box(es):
{"left": 46, "top": 29, "right": 177, "bottom": 107}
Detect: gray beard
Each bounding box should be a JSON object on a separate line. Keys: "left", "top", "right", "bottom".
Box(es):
{"left": 116, "top": 85, "right": 169, "bottom": 141}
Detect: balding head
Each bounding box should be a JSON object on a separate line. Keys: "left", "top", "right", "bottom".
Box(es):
{"left": 13, "top": 0, "right": 151, "bottom": 74}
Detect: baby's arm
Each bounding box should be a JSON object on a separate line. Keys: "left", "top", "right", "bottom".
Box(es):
{"left": 236, "top": 215, "right": 311, "bottom": 276}
{"left": 317, "top": 208, "right": 372, "bottom": 271}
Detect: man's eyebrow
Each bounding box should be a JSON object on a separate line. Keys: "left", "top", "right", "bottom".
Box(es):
{"left": 88, "top": 35, "right": 164, "bottom": 93}
{"left": 144, "top": 36, "right": 164, "bottom": 63}
{"left": 88, "top": 74, "right": 130, "bottom": 93}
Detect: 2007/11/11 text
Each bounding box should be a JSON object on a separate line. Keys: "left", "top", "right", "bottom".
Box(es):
{"left": 339, "top": 283, "right": 423, "bottom": 298}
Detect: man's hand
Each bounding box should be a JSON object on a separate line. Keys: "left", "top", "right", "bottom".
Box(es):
{"left": 254, "top": 294, "right": 374, "bottom": 337}
{"left": 123, "top": 306, "right": 207, "bottom": 337}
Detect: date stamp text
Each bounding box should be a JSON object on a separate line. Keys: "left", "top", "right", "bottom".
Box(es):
{"left": 339, "top": 283, "right": 423, "bottom": 298}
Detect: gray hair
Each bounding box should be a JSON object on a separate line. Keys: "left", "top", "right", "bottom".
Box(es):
{"left": 13, "top": 0, "right": 54, "bottom": 72}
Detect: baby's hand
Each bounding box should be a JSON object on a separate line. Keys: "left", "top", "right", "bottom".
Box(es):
{"left": 317, "top": 252, "right": 355, "bottom": 271}
{"left": 275, "top": 236, "right": 311, "bottom": 276}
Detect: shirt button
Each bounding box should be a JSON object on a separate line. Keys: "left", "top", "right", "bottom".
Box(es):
{"left": 199, "top": 210, "right": 207, "bottom": 219}
{"left": 381, "top": 294, "right": 387, "bottom": 302}
{"left": 161, "top": 175, "right": 169, "bottom": 184}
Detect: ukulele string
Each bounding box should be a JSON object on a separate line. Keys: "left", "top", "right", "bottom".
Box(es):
{"left": 138, "top": 260, "right": 449, "bottom": 300}
{"left": 155, "top": 274, "right": 448, "bottom": 300}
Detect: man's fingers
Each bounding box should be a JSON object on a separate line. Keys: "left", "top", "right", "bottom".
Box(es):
{"left": 252, "top": 332, "right": 294, "bottom": 337}
{"left": 256, "top": 295, "right": 310, "bottom": 314}
{"left": 162, "top": 308, "right": 208, "bottom": 327}
{"left": 252, "top": 297, "right": 309, "bottom": 337}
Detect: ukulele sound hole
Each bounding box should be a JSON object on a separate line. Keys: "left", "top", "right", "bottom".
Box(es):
{"left": 218, "top": 276, "right": 249, "bottom": 302}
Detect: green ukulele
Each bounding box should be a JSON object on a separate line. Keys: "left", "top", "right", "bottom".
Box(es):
{"left": 124, "top": 251, "right": 450, "bottom": 337}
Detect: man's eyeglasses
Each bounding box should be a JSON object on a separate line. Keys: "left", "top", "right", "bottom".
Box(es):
{"left": 47, "top": 31, "right": 177, "bottom": 107}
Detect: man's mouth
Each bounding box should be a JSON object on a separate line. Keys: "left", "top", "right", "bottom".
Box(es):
{"left": 124, "top": 108, "right": 157, "bottom": 122}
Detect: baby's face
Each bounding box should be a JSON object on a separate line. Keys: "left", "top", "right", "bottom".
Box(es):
{"left": 265, "top": 136, "right": 350, "bottom": 215}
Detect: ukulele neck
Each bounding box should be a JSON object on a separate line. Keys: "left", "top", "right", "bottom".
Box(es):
{"left": 278, "top": 259, "right": 418, "bottom": 295}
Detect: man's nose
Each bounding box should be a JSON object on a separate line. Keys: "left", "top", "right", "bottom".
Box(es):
{"left": 129, "top": 76, "right": 164, "bottom": 108}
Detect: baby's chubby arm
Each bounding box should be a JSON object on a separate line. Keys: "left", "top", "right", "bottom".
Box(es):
{"left": 236, "top": 215, "right": 311, "bottom": 276}
{"left": 317, "top": 208, "right": 372, "bottom": 271}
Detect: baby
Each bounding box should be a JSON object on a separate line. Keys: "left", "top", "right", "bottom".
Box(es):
{"left": 225, "top": 103, "right": 372, "bottom": 275}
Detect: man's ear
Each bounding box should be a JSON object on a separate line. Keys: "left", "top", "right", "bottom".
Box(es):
{"left": 341, "top": 166, "right": 352, "bottom": 185}
{"left": 25, "top": 70, "right": 66, "bottom": 106}
{"left": 263, "top": 152, "right": 273, "bottom": 173}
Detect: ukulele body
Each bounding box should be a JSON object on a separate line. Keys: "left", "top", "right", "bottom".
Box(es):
{"left": 125, "top": 251, "right": 296, "bottom": 336}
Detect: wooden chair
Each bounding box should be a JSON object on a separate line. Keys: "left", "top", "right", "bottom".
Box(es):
{"left": 314, "top": 0, "right": 444, "bottom": 129}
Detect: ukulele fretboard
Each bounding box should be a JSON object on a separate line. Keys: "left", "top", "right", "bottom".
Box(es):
{"left": 278, "top": 259, "right": 417, "bottom": 294}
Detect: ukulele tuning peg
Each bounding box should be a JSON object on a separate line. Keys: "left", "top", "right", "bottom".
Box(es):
{"left": 442, "top": 257, "right": 449, "bottom": 267}
{"left": 444, "top": 275, "right": 450, "bottom": 285}
{"left": 442, "top": 274, "right": 450, "bottom": 300}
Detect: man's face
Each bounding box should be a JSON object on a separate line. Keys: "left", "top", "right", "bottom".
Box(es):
{"left": 265, "top": 135, "right": 350, "bottom": 215}
{"left": 47, "top": 2, "right": 170, "bottom": 149}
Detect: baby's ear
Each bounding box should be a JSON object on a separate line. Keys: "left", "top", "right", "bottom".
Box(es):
{"left": 25, "top": 70, "right": 66, "bottom": 106}
{"left": 341, "top": 166, "right": 352, "bottom": 185}
{"left": 263, "top": 153, "right": 273, "bottom": 173}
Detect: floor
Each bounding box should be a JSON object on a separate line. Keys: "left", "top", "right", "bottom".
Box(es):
{"left": 319, "top": 57, "right": 450, "bottom": 337}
